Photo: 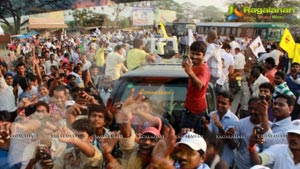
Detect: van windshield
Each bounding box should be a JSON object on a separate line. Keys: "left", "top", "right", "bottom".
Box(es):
{"left": 121, "top": 81, "right": 187, "bottom": 116}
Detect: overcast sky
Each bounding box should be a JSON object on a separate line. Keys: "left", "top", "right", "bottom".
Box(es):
{"left": 173, "top": 0, "right": 228, "bottom": 12}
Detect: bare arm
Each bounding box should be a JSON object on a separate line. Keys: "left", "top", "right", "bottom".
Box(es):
{"left": 58, "top": 127, "right": 95, "bottom": 157}
{"left": 182, "top": 60, "right": 203, "bottom": 89}
{"left": 146, "top": 53, "right": 157, "bottom": 63}
{"left": 249, "top": 127, "right": 265, "bottom": 165}
{"left": 71, "top": 138, "right": 95, "bottom": 157}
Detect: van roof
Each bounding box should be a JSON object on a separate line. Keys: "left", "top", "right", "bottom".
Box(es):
{"left": 122, "top": 63, "right": 188, "bottom": 78}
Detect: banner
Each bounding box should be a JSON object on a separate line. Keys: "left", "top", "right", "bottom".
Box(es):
{"left": 132, "top": 7, "right": 154, "bottom": 26}
{"left": 159, "top": 21, "right": 169, "bottom": 38}
{"left": 249, "top": 36, "right": 266, "bottom": 58}
{"left": 188, "top": 29, "right": 195, "bottom": 46}
{"left": 293, "top": 44, "right": 300, "bottom": 64}
{"left": 279, "top": 28, "right": 295, "bottom": 59}
{"left": 0, "top": 25, "right": 4, "bottom": 36}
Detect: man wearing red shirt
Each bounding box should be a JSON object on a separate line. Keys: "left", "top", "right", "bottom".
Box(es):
{"left": 181, "top": 41, "right": 210, "bottom": 135}
{"left": 264, "top": 57, "right": 277, "bottom": 85}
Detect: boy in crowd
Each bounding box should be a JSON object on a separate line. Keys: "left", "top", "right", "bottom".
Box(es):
{"left": 181, "top": 41, "right": 210, "bottom": 135}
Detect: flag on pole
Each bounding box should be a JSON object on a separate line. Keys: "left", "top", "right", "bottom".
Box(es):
{"left": 249, "top": 36, "right": 266, "bottom": 58}
{"left": 293, "top": 44, "right": 300, "bottom": 64}
{"left": 279, "top": 28, "right": 295, "bottom": 59}
{"left": 188, "top": 29, "right": 195, "bottom": 46}
{"left": 159, "top": 21, "right": 169, "bottom": 39}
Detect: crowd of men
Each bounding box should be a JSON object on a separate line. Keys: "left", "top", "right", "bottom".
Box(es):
{"left": 0, "top": 27, "right": 299, "bottom": 169}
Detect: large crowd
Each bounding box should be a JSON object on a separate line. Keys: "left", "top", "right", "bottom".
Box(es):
{"left": 0, "top": 27, "right": 299, "bottom": 169}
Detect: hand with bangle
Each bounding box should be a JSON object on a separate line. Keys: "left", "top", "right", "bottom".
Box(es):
{"left": 248, "top": 126, "right": 265, "bottom": 153}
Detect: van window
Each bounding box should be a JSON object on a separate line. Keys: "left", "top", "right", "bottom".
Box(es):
{"left": 120, "top": 80, "right": 187, "bottom": 116}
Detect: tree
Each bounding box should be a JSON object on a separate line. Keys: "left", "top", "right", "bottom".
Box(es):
{"left": 0, "top": 0, "right": 73, "bottom": 34}
{"left": 110, "top": 3, "right": 128, "bottom": 28}
{"left": 150, "top": 0, "right": 183, "bottom": 19}
{"left": 179, "top": 2, "right": 197, "bottom": 20}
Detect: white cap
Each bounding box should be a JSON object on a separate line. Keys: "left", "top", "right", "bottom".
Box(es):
{"left": 287, "top": 123, "right": 300, "bottom": 135}
{"left": 250, "top": 165, "right": 270, "bottom": 169}
{"left": 175, "top": 132, "right": 207, "bottom": 152}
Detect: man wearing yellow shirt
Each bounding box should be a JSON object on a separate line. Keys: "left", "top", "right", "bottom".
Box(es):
{"left": 126, "top": 39, "right": 156, "bottom": 70}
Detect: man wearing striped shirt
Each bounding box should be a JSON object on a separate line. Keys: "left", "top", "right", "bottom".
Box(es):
{"left": 273, "top": 71, "right": 295, "bottom": 100}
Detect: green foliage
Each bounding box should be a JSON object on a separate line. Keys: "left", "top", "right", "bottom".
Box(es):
{"left": 0, "top": 0, "right": 74, "bottom": 34}
{"left": 150, "top": 0, "right": 183, "bottom": 19}
{"left": 119, "top": 18, "right": 131, "bottom": 28}
{"left": 72, "top": 8, "right": 109, "bottom": 28}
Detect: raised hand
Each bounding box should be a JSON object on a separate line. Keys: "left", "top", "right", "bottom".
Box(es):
{"left": 151, "top": 125, "right": 176, "bottom": 169}
{"left": 0, "top": 122, "right": 11, "bottom": 143}
{"left": 212, "top": 113, "right": 223, "bottom": 129}
{"left": 249, "top": 126, "right": 265, "bottom": 147}
{"left": 116, "top": 88, "right": 145, "bottom": 123}
{"left": 57, "top": 127, "right": 77, "bottom": 144}
{"left": 99, "top": 131, "right": 119, "bottom": 154}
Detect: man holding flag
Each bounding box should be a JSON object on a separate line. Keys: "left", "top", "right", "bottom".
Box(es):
{"left": 158, "top": 22, "right": 169, "bottom": 39}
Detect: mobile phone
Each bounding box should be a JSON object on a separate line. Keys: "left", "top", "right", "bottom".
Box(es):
{"left": 259, "top": 95, "right": 266, "bottom": 101}
{"left": 80, "top": 106, "right": 89, "bottom": 115}
{"left": 255, "top": 126, "right": 263, "bottom": 135}
{"left": 182, "top": 55, "right": 189, "bottom": 62}
{"left": 38, "top": 144, "right": 52, "bottom": 160}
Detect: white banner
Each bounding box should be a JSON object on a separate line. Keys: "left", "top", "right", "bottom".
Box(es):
{"left": 249, "top": 36, "right": 266, "bottom": 58}
{"left": 0, "top": 25, "right": 4, "bottom": 36}
{"left": 132, "top": 7, "right": 154, "bottom": 26}
{"left": 188, "top": 29, "right": 195, "bottom": 46}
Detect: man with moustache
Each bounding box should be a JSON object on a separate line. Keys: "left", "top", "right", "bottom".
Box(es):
{"left": 249, "top": 122, "right": 300, "bottom": 168}
{"left": 117, "top": 89, "right": 163, "bottom": 169}
{"left": 175, "top": 132, "right": 210, "bottom": 169}
{"left": 232, "top": 97, "right": 271, "bottom": 169}
{"left": 262, "top": 94, "right": 295, "bottom": 149}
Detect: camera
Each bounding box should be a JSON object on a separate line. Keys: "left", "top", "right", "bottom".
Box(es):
{"left": 255, "top": 126, "right": 263, "bottom": 135}
{"left": 259, "top": 95, "right": 266, "bottom": 101}
{"left": 80, "top": 106, "right": 89, "bottom": 115}
{"left": 182, "top": 55, "right": 190, "bottom": 62}
{"left": 38, "top": 144, "right": 52, "bottom": 160}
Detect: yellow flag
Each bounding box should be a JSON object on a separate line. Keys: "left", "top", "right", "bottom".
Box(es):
{"left": 159, "top": 21, "right": 169, "bottom": 38}
{"left": 279, "top": 28, "right": 295, "bottom": 59}
{"left": 293, "top": 43, "right": 300, "bottom": 64}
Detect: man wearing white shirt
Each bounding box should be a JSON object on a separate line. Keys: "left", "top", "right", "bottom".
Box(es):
{"left": 233, "top": 47, "right": 246, "bottom": 73}
{"left": 249, "top": 68, "right": 270, "bottom": 97}
{"left": 44, "top": 53, "right": 58, "bottom": 74}
{"left": 268, "top": 44, "right": 283, "bottom": 67}
{"left": 80, "top": 53, "right": 92, "bottom": 71}
{"left": 216, "top": 43, "right": 234, "bottom": 93}
{"left": 229, "top": 34, "right": 240, "bottom": 56}
{"left": 0, "top": 68, "right": 16, "bottom": 112}
{"left": 249, "top": 109, "right": 300, "bottom": 169}
{"left": 258, "top": 45, "right": 283, "bottom": 67}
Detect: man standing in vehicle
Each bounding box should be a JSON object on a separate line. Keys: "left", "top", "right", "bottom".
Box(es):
{"left": 181, "top": 41, "right": 210, "bottom": 135}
